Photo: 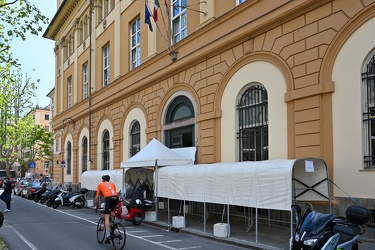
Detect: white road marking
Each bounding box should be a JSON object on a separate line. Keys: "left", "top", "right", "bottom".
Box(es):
{"left": 27, "top": 198, "right": 203, "bottom": 249}
{"left": 10, "top": 226, "right": 39, "bottom": 250}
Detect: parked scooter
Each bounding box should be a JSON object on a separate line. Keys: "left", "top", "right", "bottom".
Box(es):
{"left": 116, "top": 198, "right": 154, "bottom": 225}
{"left": 45, "top": 185, "right": 62, "bottom": 207}
{"left": 291, "top": 204, "right": 371, "bottom": 250}
{"left": 52, "top": 187, "right": 88, "bottom": 209}
{"left": 33, "top": 182, "right": 49, "bottom": 203}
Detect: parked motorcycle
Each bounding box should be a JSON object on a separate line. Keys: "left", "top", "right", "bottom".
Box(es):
{"left": 52, "top": 187, "right": 88, "bottom": 209}
{"left": 45, "top": 185, "right": 63, "bottom": 207}
{"left": 33, "top": 182, "right": 49, "bottom": 203}
{"left": 115, "top": 198, "right": 154, "bottom": 225}
{"left": 291, "top": 204, "right": 371, "bottom": 250}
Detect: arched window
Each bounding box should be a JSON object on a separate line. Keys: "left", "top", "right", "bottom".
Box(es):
{"left": 362, "top": 53, "right": 375, "bottom": 169}
{"left": 165, "top": 96, "right": 195, "bottom": 148}
{"left": 102, "top": 130, "right": 110, "bottom": 170}
{"left": 67, "top": 142, "right": 72, "bottom": 174}
{"left": 82, "top": 136, "right": 88, "bottom": 173}
{"left": 130, "top": 121, "right": 140, "bottom": 157}
{"left": 237, "top": 85, "right": 268, "bottom": 161}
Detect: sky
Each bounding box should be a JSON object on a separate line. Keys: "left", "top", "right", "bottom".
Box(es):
{"left": 10, "top": 1, "right": 57, "bottom": 108}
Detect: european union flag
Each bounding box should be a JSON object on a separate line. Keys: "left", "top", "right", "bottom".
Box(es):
{"left": 145, "top": 3, "right": 153, "bottom": 32}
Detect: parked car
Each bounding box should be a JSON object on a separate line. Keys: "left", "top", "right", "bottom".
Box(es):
{"left": 10, "top": 178, "right": 18, "bottom": 189}
{"left": 0, "top": 177, "right": 17, "bottom": 188}
{"left": 14, "top": 180, "right": 29, "bottom": 196}
{"left": 21, "top": 181, "right": 41, "bottom": 199}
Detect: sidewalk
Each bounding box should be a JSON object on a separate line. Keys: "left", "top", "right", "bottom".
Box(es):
{"left": 143, "top": 210, "right": 375, "bottom": 250}
{"left": 144, "top": 210, "right": 290, "bottom": 250}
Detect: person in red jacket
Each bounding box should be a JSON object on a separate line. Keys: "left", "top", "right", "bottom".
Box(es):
{"left": 95, "top": 175, "right": 119, "bottom": 244}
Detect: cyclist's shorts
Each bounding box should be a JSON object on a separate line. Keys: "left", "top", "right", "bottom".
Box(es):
{"left": 104, "top": 196, "right": 119, "bottom": 214}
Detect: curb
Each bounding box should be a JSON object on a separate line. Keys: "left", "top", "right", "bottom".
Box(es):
{"left": 142, "top": 220, "right": 282, "bottom": 250}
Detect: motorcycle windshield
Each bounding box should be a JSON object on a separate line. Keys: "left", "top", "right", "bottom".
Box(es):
{"left": 300, "top": 211, "right": 335, "bottom": 236}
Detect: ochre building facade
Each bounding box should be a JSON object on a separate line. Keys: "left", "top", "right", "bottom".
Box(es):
{"left": 44, "top": 0, "right": 375, "bottom": 209}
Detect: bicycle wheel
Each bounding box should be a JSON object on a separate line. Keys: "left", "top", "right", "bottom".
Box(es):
{"left": 96, "top": 218, "right": 106, "bottom": 244}
{"left": 111, "top": 222, "right": 126, "bottom": 250}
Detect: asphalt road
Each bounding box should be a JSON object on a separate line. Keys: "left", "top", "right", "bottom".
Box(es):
{"left": 0, "top": 193, "right": 250, "bottom": 250}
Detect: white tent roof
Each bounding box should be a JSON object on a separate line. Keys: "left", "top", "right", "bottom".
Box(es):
{"left": 81, "top": 169, "right": 123, "bottom": 191}
{"left": 158, "top": 158, "right": 329, "bottom": 211}
{"left": 121, "top": 138, "right": 193, "bottom": 168}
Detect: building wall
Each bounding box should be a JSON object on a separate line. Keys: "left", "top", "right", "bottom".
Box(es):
{"left": 44, "top": 0, "right": 375, "bottom": 207}
{"left": 33, "top": 108, "right": 51, "bottom": 176}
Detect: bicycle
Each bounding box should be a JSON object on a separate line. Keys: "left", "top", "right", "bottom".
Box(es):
{"left": 96, "top": 206, "right": 126, "bottom": 250}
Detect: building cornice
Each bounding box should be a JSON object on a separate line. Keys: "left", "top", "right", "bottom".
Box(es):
{"left": 43, "top": 0, "right": 81, "bottom": 40}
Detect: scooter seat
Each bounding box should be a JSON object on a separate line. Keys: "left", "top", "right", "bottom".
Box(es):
{"left": 334, "top": 224, "right": 360, "bottom": 244}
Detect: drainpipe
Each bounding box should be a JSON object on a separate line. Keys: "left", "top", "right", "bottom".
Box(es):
{"left": 89, "top": 0, "right": 93, "bottom": 164}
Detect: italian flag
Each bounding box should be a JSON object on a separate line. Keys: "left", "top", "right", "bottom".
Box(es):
{"left": 153, "top": 0, "right": 160, "bottom": 22}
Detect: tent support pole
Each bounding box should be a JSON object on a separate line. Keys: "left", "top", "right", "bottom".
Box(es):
{"left": 168, "top": 198, "right": 170, "bottom": 227}
{"left": 204, "top": 202, "right": 206, "bottom": 232}
{"left": 122, "top": 168, "right": 125, "bottom": 199}
{"left": 290, "top": 210, "right": 293, "bottom": 249}
{"left": 256, "top": 207, "right": 258, "bottom": 243}
{"left": 227, "top": 204, "right": 230, "bottom": 236}
{"left": 155, "top": 164, "right": 159, "bottom": 221}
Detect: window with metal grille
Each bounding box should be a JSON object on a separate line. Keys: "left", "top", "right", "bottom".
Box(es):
{"left": 362, "top": 54, "right": 375, "bottom": 169}
{"left": 165, "top": 96, "right": 195, "bottom": 148}
{"left": 102, "top": 130, "right": 110, "bottom": 170}
{"left": 82, "top": 136, "right": 88, "bottom": 173}
{"left": 237, "top": 85, "right": 268, "bottom": 161}
{"left": 130, "top": 121, "right": 140, "bottom": 157}
{"left": 67, "top": 142, "right": 72, "bottom": 174}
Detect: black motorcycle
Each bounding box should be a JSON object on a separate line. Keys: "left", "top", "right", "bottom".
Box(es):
{"left": 45, "top": 185, "right": 63, "bottom": 207}
{"left": 33, "top": 182, "right": 49, "bottom": 203}
{"left": 291, "top": 204, "right": 370, "bottom": 250}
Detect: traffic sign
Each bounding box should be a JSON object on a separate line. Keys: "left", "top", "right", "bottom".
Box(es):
{"left": 29, "top": 162, "right": 36, "bottom": 168}
{"left": 60, "top": 160, "right": 66, "bottom": 168}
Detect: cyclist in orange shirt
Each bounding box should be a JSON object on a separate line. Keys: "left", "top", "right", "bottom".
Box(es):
{"left": 95, "top": 175, "right": 119, "bottom": 244}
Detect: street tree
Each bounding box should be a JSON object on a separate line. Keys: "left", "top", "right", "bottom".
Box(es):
{"left": 0, "top": 0, "right": 49, "bottom": 65}
{"left": 0, "top": 66, "right": 53, "bottom": 177}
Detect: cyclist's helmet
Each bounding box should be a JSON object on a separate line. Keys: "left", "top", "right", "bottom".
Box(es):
{"left": 102, "top": 175, "right": 110, "bottom": 181}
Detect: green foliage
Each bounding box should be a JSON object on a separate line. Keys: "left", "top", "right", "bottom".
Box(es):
{"left": 0, "top": 0, "right": 49, "bottom": 65}
{"left": 0, "top": 1, "right": 51, "bottom": 176}
{"left": 0, "top": 67, "right": 53, "bottom": 177}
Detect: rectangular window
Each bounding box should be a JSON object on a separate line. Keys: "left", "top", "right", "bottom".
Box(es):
{"left": 68, "top": 77, "right": 72, "bottom": 108}
{"left": 172, "top": 0, "right": 187, "bottom": 44}
{"left": 45, "top": 114, "right": 49, "bottom": 120}
{"left": 131, "top": 18, "right": 141, "bottom": 69}
{"left": 103, "top": 44, "right": 110, "bottom": 86}
{"left": 83, "top": 63, "right": 88, "bottom": 99}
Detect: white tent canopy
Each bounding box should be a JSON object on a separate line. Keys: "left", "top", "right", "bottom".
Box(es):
{"left": 158, "top": 158, "right": 330, "bottom": 211}
{"left": 81, "top": 169, "right": 123, "bottom": 191}
{"left": 120, "top": 138, "right": 193, "bottom": 168}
